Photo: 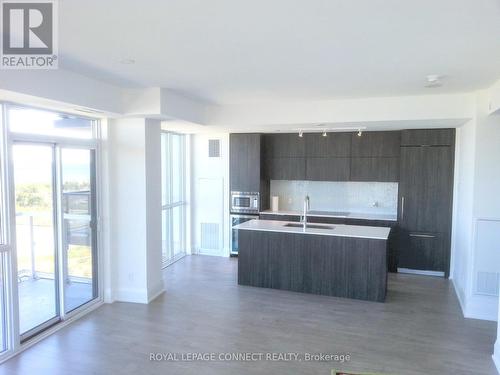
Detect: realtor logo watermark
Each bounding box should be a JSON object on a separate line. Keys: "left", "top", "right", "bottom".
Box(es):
{"left": 1, "top": 0, "right": 58, "bottom": 69}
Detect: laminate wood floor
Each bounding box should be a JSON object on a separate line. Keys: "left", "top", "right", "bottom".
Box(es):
{"left": 1, "top": 255, "right": 498, "bottom": 375}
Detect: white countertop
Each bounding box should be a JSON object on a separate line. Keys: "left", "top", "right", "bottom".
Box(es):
{"left": 260, "top": 209, "right": 397, "bottom": 222}
{"left": 234, "top": 219, "right": 391, "bottom": 240}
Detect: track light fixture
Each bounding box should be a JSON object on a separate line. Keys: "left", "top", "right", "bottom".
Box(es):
{"left": 322, "top": 131, "right": 327, "bottom": 137}
{"left": 298, "top": 130, "right": 303, "bottom": 138}
{"left": 357, "top": 130, "right": 363, "bottom": 137}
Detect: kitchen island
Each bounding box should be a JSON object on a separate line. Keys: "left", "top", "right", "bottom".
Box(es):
{"left": 235, "top": 220, "right": 391, "bottom": 302}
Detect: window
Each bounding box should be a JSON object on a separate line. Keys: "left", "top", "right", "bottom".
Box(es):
{"left": 8, "top": 106, "right": 93, "bottom": 139}
{"left": 161, "top": 132, "right": 187, "bottom": 267}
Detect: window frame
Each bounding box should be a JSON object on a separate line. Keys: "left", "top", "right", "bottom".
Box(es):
{"left": 161, "top": 131, "right": 187, "bottom": 267}
{"left": 0, "top": 102, "right": 103, "bottom": 362}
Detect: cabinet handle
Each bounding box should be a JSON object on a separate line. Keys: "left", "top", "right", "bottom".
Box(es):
{"left": 400, "top": 196, "right": 405, "bottom": 220}
{"left": 409, "top": 234, "right": 436, "bottom": 238}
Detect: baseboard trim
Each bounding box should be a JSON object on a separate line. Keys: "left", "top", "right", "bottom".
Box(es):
{"left": 493, "top": 341, "right": 500, "bottom": 374}
{"left": 114, "top": 279, "right": 165, "bottom": 304}
{"left": 452, "top": 279, "right": 467, "bottom": 317}
{"left": 451, "top": 279, "right": 498, "bottom": 322}
{"left": 148, "top": 279, "right": 165, "bottom": 303}
{"left": 398, "top": 268, "right": 445, "bottom": 277}
{"left": 464, "top": 295, "right": 498, "bottom": 322}
{"left": 114, "top": 287, "right": 149, "bottom": 304}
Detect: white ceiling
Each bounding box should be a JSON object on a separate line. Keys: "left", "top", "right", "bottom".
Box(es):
{"left": 60, "top": 0, "right": 500, "bottom": 105}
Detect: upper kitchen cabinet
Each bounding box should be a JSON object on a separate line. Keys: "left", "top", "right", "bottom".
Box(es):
{"left": 266, "top": 157, "right": 306, "bottom": 180}
{"left": 262, "top": 134, "right": 306, "bottom": 180}
{"left": 262, "top": 133, "right": 305, "bottom": 158}
{"left": 351, "top": 131, "right": 401, "bottom": 157}
{"left": 304, "top": 132, "right": 351, "bottom": 157}
{"left": 350, "top": 131, "right": 400, "bottom": 182}
{"left": 304, "top": 132, "right": 351, "bottom": 181}
{"left": 229, "top": 133, "right": 262, "bottom": 192}
{"left": 401, "top": 129, "right": 455, "bottom": 147}
{"left": 306, "top": 157, "right": 350, "bottom": 181}
{"left": 350, "top": 157, "right": 399, "bottom": 182}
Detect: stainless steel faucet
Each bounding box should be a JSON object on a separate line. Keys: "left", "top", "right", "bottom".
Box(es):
{"left": 301, "top": 195, "right": 310, "bottom": 230}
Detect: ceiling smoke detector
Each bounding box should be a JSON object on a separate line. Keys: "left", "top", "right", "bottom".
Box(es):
{"left": 425, "top": 75, "right": 444, "bottom": 88}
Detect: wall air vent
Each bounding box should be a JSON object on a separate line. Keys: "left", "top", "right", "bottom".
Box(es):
{"left": 200, "top": 223, "right": 220, "bottom": 250}
{"left": 208, "top": 139, "right": 221, "bottom": 158}
{"left": 476, "top": 271, "right": 499, "bottom": 296}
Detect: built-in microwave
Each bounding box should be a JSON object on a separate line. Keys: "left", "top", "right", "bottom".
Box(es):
{"left": 230, "top": 191, "right": 260, "bottom": 214}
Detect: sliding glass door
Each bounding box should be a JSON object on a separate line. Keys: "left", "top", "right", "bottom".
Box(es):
{"left": 13, "top": 144, "right": 59, "bottom": 338}
{"left": 5, "top": 104, "right": 100, "bottom": 345}
{"left": 161, "top": 132, "right": 187, "bottom": 266}
{"left": 13, "top": 144, "right": 98, "bottom": 340}
{"left": 61, "top": 148, "right": 97, "bottom": 313}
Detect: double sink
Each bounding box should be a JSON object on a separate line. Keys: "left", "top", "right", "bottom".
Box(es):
{"left": 283, "top": 223, "right": 335, "bottom": 230}
{"left": 282, "top": 209, "right": 345, "bottom": 230}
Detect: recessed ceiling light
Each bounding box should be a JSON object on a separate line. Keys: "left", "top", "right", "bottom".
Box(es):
{"left": 425, "top": 74, "right": 444, "bottom": 88}
{"left": 120, "top": 58, "right": 135, "bottom": 65}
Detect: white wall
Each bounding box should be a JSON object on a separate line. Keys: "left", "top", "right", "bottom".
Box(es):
{"left": 451, "top": 120, "right": 476, "bottom": 309}
{"left": 107, "top": 117, "right": 164, "bottom": 303}
{"left": 144, "top": 119, "right": 163, "bottom": 297}
{"left": 452, "top": 88, "right": 500, "bottom": 322}
{"left": 495, "top": 299, "right": 500, "bottom": 372}
{"left": 191, "top": 133, "right": 230, "bottom": 256}
{"left": 205, "top": 93, "right": 474, "bottom": 128}
{"left": 0, "top": 69, "right": 124, "bottom": 114}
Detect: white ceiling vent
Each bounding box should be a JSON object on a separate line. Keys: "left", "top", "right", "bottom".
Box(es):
{"left": 208, "top": 139, "right": 221, "bottom": 158}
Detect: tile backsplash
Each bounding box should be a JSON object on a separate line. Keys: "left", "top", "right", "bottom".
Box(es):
{"left": 270, "top": 180, "right": 398, "bottom": 215}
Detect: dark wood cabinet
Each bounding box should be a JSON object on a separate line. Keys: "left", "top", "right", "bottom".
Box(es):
{"left": 350, "top": 131, "right": 401, "bottom": 182}
{"left": 262, "top": 134, "right": 306, "bottom": 180}
{"left": 259, "top": 213, "right": 301, "bottom": 222}
{"left": 306, "top": 157, "right": 350, "bottom": 181}
{"left": 398, "top": 131, "right": 455, "bottom": 276}
{"left": 401, "top": 129, "right": 455, "bottom": 147}
{"left": 258, "top": 213, "right": 398, "bottom": 272}
{"left": 264, "top": 157, "right": 306, "bottom": 180}
{"left": 350, "top": 157, "right": 399, "bottom": 182}
{"left": 304, "top": 133, "right": 351, "bottom": 181}
{"left": 261, "top": 131, "right": 402, "bottom": 182}
{"left": 399, "top": 146, "right": 454, "bottom": 233}
{"left": 238, "top": 229, "right": 387, "bottom": 302}
{"left": 262, "top": 133, "right": 305, "bottom": 158}
{"left": 304, "top": 133, "right": 351, "bottom": 157}
{"left": 229, "top": 133, "right": 262, "bottom": 192}
{"left": 351, "top": 131, "right": 401, "bottom": 157}
{"left": 398, "top": 232, "right": 445, "bottom": 272}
